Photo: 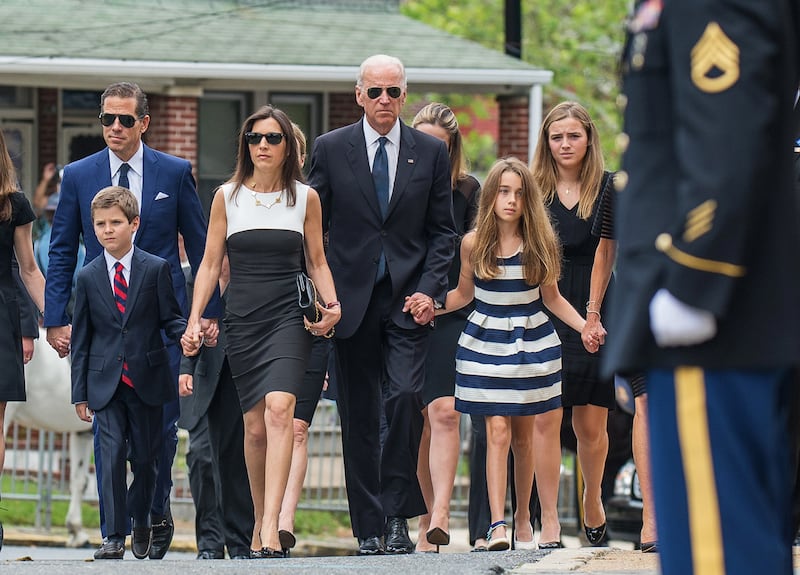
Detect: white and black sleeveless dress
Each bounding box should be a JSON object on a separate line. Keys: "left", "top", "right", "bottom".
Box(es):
{"left": 222, "top": 182, "right": 312, "bottom": 413}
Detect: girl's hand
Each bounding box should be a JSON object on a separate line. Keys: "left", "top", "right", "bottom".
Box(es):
{"left": 403, "top": 293, "right": 435, "bottom": 325}
{"left": 581, "top": 321, "right": 605, "bottom": 353}
{"left": 304, "top": 302, "right": 341, "bottom": 338}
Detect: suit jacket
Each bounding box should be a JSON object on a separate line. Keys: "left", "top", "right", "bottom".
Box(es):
{"left": 45, "top": 144, "right": 220, "bottom": 327}
{"left": 308, "top": 119, "right": 456, "bottom": 338}
{"left": 604, "top": 0, "right": 800, "bottom": 374}
{"left": 177, "top": 272, "right": 228, "bottom": 431}
{"left": 71, "top": 247, "right": 186, "bottom": 411}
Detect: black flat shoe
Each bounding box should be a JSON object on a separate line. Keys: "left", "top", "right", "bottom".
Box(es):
{"left": 640, "top": 541, "right": 659, "bottom": 553}
{"left": 584, "top": 522, "right": 608, "bottom": 546}
{"left": 250, "top": 547, "right": 286, "bottom": 559}
{"left": 538, "top": 540, "right": 564, "bottom": 549}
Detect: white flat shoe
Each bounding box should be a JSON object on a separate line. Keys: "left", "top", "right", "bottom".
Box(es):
{"left": 513, "top": 522, "right": 537, "bottom": 550}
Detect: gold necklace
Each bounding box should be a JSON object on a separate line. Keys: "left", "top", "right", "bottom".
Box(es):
{"left": 250, "top": 182, "right": 283, "bottom": 210}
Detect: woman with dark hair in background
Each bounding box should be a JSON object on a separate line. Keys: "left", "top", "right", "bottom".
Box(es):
{"left": 0, "top": 129, "right": 46, "bottom": 547}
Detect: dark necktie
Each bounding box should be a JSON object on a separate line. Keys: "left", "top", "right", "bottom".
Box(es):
{"left": 118, "top": 163, "right": 130, "bottom": 190}
{"left": 372, "top": 137, "right": 389, "bottom": 281}
{"left": 113, "top": 262, "right": 133, "bottom": 388}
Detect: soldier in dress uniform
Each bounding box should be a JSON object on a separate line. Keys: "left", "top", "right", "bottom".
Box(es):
{"left": 603, "top": 1, "right": 800, "bottom": 574}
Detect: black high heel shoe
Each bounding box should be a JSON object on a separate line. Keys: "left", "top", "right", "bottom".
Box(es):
{"left": 640, "top": 540, "right": 658, "bottom": 553}
{"left": 426, "top": 526, "right": 450, "bottom": 553}
{"left": 537, "top": 540, "right": 564, "bottom": 549}
{"left": 278, "top": 530, "right": 296, "bottom": 558}
{"left": 584, "top": 522, "right": 608, "bottom": 546}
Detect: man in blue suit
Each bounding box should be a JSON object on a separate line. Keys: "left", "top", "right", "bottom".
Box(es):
{"left": 45, "top": 82, "right": 220, "bottom": 559}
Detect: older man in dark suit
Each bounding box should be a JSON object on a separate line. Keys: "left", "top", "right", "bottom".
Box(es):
{"left": 308, "top": 54, "right": 455, "bottom": 556}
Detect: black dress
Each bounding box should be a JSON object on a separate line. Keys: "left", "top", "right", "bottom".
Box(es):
{"left": 220, "top": 182, "right": 313, "bottom": 413}
{"left": 0, "top": 193, "right": 36, "bottom": 402}
{"left": 546, "top": 172, "right": 615, "bottom": 409}
{"left": 422, "top": 175, "right": 480, "bottom": 405}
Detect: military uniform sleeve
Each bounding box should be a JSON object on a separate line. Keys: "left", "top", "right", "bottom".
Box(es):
{"left": 658, "top": 2, "right": 783, "bottom": 317}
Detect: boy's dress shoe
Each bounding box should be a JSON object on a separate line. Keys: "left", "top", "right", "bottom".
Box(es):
{"left": 94, "top": 538, "right": 125, "bottom": 560}
{"left": 131, "top": 524, "right": 152, "bottom": 559}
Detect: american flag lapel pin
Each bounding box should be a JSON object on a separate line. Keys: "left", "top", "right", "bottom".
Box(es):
{"left": 407, "top": 159, "right": 414, "bottom": 164}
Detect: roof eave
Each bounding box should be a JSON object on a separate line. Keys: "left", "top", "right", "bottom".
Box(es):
{"left": 0, "top": 57, "right": 552, "bottom": 95}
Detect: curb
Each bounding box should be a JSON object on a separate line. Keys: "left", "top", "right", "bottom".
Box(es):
{"left": 512, "top": 548, "right": 609, "bottom": 573}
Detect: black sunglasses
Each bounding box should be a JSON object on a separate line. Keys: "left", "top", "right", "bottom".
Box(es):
{"left": 99, "top": 113, "right": 141, "bottom": 128}
{"left": 244, "top": 132, "right": 285, "bottom": 146}
{"left": 366, "top": 86, "right": 402, "bottom": 100}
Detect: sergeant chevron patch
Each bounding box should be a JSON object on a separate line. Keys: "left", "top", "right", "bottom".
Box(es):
{"left": 691, "top": 22, "right": 739, "bottom": 93}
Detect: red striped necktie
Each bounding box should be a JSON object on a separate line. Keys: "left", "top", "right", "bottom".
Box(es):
{"left": 113, "top": 262, "right": 133, "bottom": 388}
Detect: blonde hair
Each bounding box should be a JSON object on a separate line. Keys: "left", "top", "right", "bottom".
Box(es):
{"left": 531, "top": 101, "right": 604, "bottom": 220}
{"left": 292, "top": 122, "right": 307, "bottom": 168}
{"left": 91, "top": 186, "right": 140, "bottom": 222}
{"left": 0, "top": 130, "right": 19, "bottom": 221}
{"left": 412, "top": 102, "right": 467, "bottom": 189}
{"left": 472, "top": 157, "right": 561, "bottom": 286}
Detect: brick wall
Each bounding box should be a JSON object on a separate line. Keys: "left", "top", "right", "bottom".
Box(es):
{"left": 328, "top": 92, "right": 362, "bottom": 130}
{"left": 497, "top": 95, "right": 529, "bottom": 162}
{"left": 145, "top": 95, "right": 198, "bottom": 170}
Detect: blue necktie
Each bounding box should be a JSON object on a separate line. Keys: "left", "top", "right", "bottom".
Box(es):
{"left": 372, "top": 137, "right": 389, "bottom": 281}
{"left": 118, "top": 163, "right": 130, "bottom": 189}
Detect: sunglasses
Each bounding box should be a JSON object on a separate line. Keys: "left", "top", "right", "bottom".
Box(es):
{"left": 365, "top": 86, "right": 403, "bottom": 100}
{"left": 99, "top": 113, "right": 141, "bottom": 128}
{"left": 244, "top": 132, "right": 285, "bottom": 146}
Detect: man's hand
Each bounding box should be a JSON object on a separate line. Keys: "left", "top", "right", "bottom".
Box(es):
{"left": 22, "top": 336, "right": 35, "bottom": 364}
{"left": 75, "top": 402, "right": 93, "bottom": 423}
{"left": 46, "top": 325, "right": 72, "bottom": 358}
{"left": 200, "top": 318, "right": 219, "bottom": 347}
{"left": 649, "top": 288, "right": 717, "bottom": 347}
{"left": 403, "top": 292, "right": 435, "bottom": 325}
{"left": 179, "top": 374, "right": 194, "bottom": 396}
{"left": 181, "top": 321, "right": 204, "bottom": 357}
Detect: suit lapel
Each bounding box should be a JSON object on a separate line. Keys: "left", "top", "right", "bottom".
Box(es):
{"left": 90, "top": 259, "right": 121, "bottom": 325}
{"left": 387, "top": 123, "right": 417, "bottom": 220}
{"left": 123, "top": 248, "right": 147, "bottom": 326}
{"left": 136, "top": 145, "right": 157, "bottom": 243}
{"left": 346, "top": 120, "right": 383, "bottom": 220}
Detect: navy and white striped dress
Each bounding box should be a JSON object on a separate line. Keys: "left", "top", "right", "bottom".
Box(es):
{"left": 454, "top": 248, "right": 563, "bottom": 416}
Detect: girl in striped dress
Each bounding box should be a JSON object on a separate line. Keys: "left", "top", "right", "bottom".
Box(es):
{"left": 434, "top": 157, "right": 597, "bottom": 551}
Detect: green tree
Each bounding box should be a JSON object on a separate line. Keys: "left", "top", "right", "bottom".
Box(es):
{"left": 401, "top": 0, "right": 629, "bottom": 168}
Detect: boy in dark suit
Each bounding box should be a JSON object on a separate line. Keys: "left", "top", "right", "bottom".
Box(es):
{"left": 71, "top": 186, "right": 186, "bottom": 560}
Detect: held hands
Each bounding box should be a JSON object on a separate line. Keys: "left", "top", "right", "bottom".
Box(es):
{"left": 403, "top": 292, "right": 435, "bottom": 325}
{"left": 304, "top": 302, "right": 341, "bottom": 338}
{"left": 581, "top": 314, "right": 607, "bottom": 354}
{"left": 46, "top": 325, "right": 72, "bottom": 358}
{"left": 199, "top": 318, "right": 219, "bottom": 347}
{"left": 181, "top": 320, "right": 204, "bottom": 357}
{"left": 649, "top": 288, "right": 717, "bottom": 347}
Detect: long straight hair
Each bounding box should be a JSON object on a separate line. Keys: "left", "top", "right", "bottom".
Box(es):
{"left": 472, "top": 157, "right": 561, "bottom": 286}
{"left": 227, "top": 105, "right": 303, "bottom": 205}
{"left": 531, "top": 101, "right": 604, "bottom": 220}
{"left": 0, "top": 130, "right": 19, "bottom": 221}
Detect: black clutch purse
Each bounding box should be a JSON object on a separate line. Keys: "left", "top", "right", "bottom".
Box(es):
{"left": 297, "top": 272, "right": 323, "bottom": 323}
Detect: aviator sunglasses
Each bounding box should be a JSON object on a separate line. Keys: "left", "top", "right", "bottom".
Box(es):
{"left": 245, "top": 132, "right": 286, "bottom": 146}
{"left": 365, "top": 86, "right": 402, "bottom": 99}
{"left": 99, "top": 113, "right": 142, "bottom": 128}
